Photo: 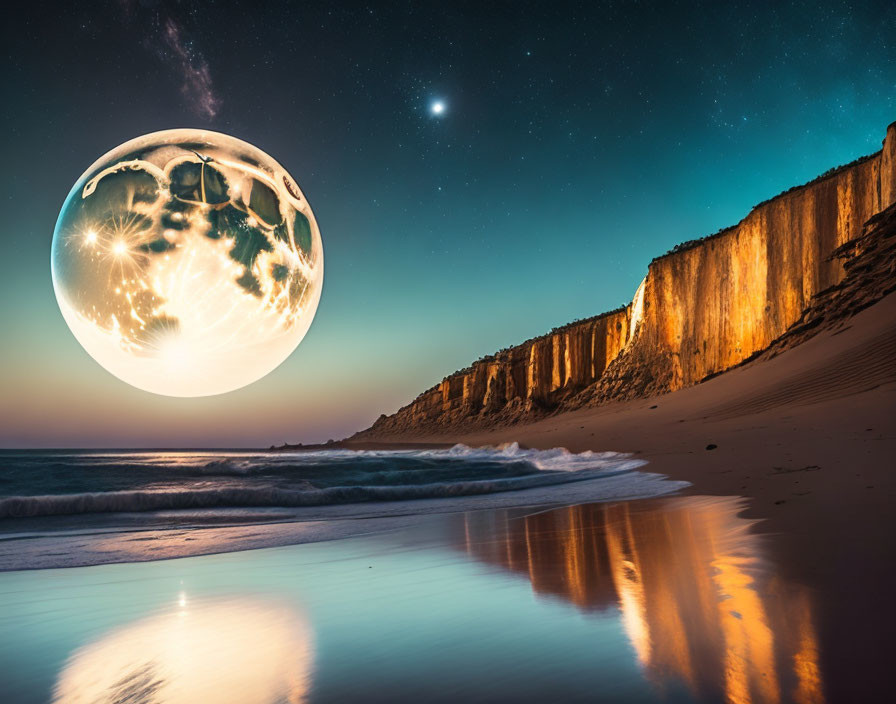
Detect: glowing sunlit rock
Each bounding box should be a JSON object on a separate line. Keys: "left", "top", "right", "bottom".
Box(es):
{"left": 51, "top": 129, "right": 323, "bottom": 396}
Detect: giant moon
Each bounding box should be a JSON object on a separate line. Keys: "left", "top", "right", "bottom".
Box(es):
{"left": 51, "top": 129, "right": 323, "bottom": 397}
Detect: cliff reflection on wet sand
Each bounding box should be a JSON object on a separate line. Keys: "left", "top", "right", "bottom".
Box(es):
{"left": 461, "top": 497, "right": 823, "bottom": 704}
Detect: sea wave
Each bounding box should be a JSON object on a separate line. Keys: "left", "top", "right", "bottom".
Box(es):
{"left": 0, "top": 445, "right": 658, "bottom": 519}
{"left": 189, "top": 443, "right": 639, "bottom": 476}
{"left": 0, "top": 470, "right": 640, "bottom": 519}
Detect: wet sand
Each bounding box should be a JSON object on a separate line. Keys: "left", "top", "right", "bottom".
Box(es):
{"left": 0, "top": 496, "right": 835, "bottom": 703}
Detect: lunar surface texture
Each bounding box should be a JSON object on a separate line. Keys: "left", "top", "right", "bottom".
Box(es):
{"left": 51, "top": 129, "right": 323, "bottom": 397}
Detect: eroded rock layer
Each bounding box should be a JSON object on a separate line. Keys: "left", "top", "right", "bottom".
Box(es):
{"left": 359, "top": 123, "right": 896, "bottom": 436}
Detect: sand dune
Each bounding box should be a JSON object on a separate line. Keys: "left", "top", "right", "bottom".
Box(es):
{"left": 707, "top": 324, "right": 896, "bottom": 419}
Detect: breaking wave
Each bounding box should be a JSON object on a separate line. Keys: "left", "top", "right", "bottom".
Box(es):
{"left": 0, "top": 444, "right": 677, "bottom": 519}
{"left": 191, "top": 443, "right": 644, "bottom": 476}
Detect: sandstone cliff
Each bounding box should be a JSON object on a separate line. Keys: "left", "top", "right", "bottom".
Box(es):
{"left": 358, "top": 123, "right": 896, "bottom": 437}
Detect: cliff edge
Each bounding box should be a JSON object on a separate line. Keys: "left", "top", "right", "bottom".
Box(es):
{"left": 353, "top": 122, "right": 896, "bottom": 438}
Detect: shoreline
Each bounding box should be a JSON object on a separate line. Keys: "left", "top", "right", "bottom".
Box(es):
{"left": 0, "top": 461, "right": 689, "bottom": 571}
{"left": 344, "top": 294, "right": 896, "bottom": 679}
{"left": 345, "top": 293, "right": 896, "bottom": 532}
{"left": 3, "top": 297, "right": 893, "bottom": 578}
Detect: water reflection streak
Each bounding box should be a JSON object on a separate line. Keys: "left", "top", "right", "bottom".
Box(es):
{"left": 459, "top": 496, "right": 824, "bottom": 704}
{"left": 53, "top": 596, "right": 313, "bottom": 704}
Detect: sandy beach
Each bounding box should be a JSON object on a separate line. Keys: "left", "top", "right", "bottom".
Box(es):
{"left": 350, "top": 290, "right": 896, "bottom": 548}
{"left": 341, "top": 292, "right": 896, "bottom": 700}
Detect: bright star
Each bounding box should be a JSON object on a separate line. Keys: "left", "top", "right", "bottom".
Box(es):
{"left": 431, "top": 100, "right": 445, "bottom": 116}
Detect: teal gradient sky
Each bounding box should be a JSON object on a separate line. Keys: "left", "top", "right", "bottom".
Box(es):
{"left": 1, "top": 1, "right": 894, "bottom": 446}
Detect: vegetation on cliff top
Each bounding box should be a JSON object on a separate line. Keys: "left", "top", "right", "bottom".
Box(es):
{"left": 651, "top": 151, "right": 880, "bottom": 263}
{"left": 442, "top": 305, "right": 630, "bottom": 381}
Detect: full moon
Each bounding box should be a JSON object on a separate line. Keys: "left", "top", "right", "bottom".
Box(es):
{"left": 51, "top": 129, "right": 323, "bottom": 397}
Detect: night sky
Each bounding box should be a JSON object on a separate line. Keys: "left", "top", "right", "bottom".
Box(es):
{"left": 1, "top": 0, "right": 894, "bottom": 447}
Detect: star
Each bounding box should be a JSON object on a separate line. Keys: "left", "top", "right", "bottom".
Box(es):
{"left": 430, "top": 100, "right": 446, "bottom": 116}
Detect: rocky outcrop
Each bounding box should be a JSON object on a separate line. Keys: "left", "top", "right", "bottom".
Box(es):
{"left": 357, "top": 122, "right": 896, "bottom": 437}
{"left": 368, "top": 308, "right": 633, "bottom": 432}
{"left": 748, "top": 202, "right": 896, "bottom": 361}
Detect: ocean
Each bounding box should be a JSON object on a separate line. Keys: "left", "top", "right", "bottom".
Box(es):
{"left": 0, "top": 444, "right": 690, "bottom": 570}
{"left": 0, "top": 444, "right": 675, "bottom": 519}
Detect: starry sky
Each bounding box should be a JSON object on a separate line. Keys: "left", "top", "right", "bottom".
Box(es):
{"left": 1, "top": 0, "right": 894, "bottom": 447}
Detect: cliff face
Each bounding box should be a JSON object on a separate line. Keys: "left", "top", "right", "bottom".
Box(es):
{"left": 361, "top": 123, "right": 896, "bottom": 436}
{"left": 374, "top": 307, "right": 633, "bottom": 431}
{"left": 633, "top": 144, "right": 889, "bottom": 391}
